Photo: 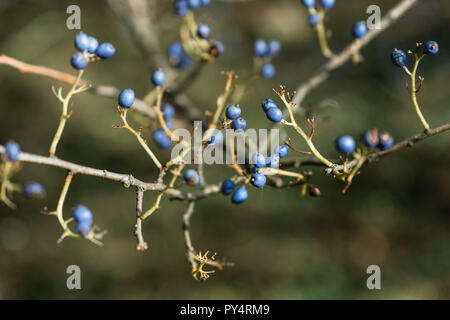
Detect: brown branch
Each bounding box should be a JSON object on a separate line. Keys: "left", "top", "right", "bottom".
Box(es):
{"left": 134, "top": 187, "right": 148, "bottom": 251}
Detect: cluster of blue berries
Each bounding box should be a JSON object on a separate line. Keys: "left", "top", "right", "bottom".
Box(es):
{"left": 301, "top": 0, "right": 335, "bottom": 27}
{"left": 153, "top": 103, "right": 176, "bottom": 149}
{"left": 71, "top": 32, "right": 115, "bottom": 70}
{"left": 335, "top": 129, "right": 394, "bottom": 154}
{"left": 168, "top": 41, "right": 192, "bottom": 69}
{"left": 391, "top": 41, "right": 439, "bottom": 68}
{"left": 72, "top": 205, "right": 94, "bottom": 237}
{"left": 174, "top": 0, "right": 210, "bottom": 17}
{"left": 253, "top": 39, "right": 281, "bottom": 79}
{"left": 262, "top": 98, "right": 283, "bottom": 123}
{"left": 225, "top": 104, "right": 247, "bottom": 132}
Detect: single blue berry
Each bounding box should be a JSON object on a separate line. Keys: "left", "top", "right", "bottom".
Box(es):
{"left": 262, "top": 98, "right": 278, "bottom": 112}
{"left": 74, "top": 32, "right": 89, "bottom": 51}
{"left": 352, "top": 21, "right": 367, "bottom": 38}
{"left": 176, "top": 54, "right": 193, "bottom": 68}
{"left": 87, "top": 36, "right": 98, "bottom": 53}
{"left": 266, "top": 107, "right": 283, "bottom": 122}
{"left": 166, "top": 120, "right": 174, "bottom": 131}
{"left": 335, "top": 135, "right": 356, "bottom": 153}
{"left": 200, "top": 0, "right": 211, "bottom": 6}
{"left": 118, "top": 89, "right": 135, "bottom": 108}
{"left": 377, "top": 132, "right": 394, "bottom": 151}
{"left": 175, "top": 0, "right": 189, "bottom": 17}
{"left": 73, "top": 205, "right": 93, "bottom": 224}
{"left": 225, "top": 104, "right": 241, "bottom": 120}
{"left": 188, "top": 0, "right": 201, "bottom": 9}
{"left": 197, "top": 24, "right": 211, "bottom": 39}
{"left": 168, "top": 41, "right": 184, "bottom": 60}
{"left": 76, "top": 222, "right": 92, "bottom": 237}
{"left": 301, "top": 0, "right": 315, "bottom": 8}
{"left": 96, "top": 43, "right": 116, "bottom": 59}
{"left": 266, "top": 154, "right": 280, "bottom": 168}
{"left": 319, "top": 0, "right": 335, "bottom": 9}
{"left": 153, "top": 128, "right": 172, "bottom": 149}
{"left": 205, "top": 131, "right": 223, "bottom": 146}
{"left": 23, "top": 182, "right": 45, "bottom": 199}
{"left": 221, "top": 179, "right": 235, "bottom": 195}
{"left": 231, "top": 187, "right": 248, "bottom": 204}
{"left": 308, "top": 13, "right": 321, "bottom": 27}
{"left": 268, "top": 40, "right": 281, "bottom": 57}
{"left": 424, "top": 41, "right": 439, "bottom": 55}
{"left": 252, "top": 153, "right": 266, "bottom": 168}
{"left": 161, "top": 104, "right": 175, "bottom": 120}
{"left": 261, "top": 63, "right": 275, "bottom": 79}
{"left": 5, "top": 141, "right": 20, "bottom": 162}
{"left": 152, "top": 69, "right": 166, "bottom": 86}
{"left": 276, "top": 144, "right": 289, "bottom": 158}
{"left": 70, "top": 52, "right": 88, "bottom": 70}
{"left": 251, "top": 173, "right": 266, "bottom": 188}
{"left": 209, "top": 40, "right": 225, "bottom": 57}
{"left": 183, "top": 169, "right": 200, "bottom": 186}
{"left": 230, "top": 118, "right": 247, "bottom": 132}
{"left": 362, "top": 129, "right": 379, "bottom": 148}
{"left": 391, "top": 49, "right": 407, "bottom": 67}
{"left": 253, "top": 39, "right": 269, "bottom": 57}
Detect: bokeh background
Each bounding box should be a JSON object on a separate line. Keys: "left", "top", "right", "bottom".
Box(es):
{"left": 0, "top": 0, "right": 449, "bottom": 299}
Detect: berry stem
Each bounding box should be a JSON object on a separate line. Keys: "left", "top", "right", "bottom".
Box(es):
{"left": 0, "top": 161, "right": 16, "bottom": 209}
{"left": 314, "top": 9, "right": 333, "bottom": 59}
{"left": 410, "top": 54, "right": 430, "bottom": 131}
{"left": 49, "top": 69, "right": 84, "bottom": 157}
{"left": 55, "top": 172, "right": 81, "bottom": 242}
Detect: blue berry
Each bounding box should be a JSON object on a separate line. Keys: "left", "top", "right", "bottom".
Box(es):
{"left": 165, "top": 120, "right": 174, "bottom": 131}
{"left": 276, "top": 144, "right": 289, "bottom": 158}
{"left": 23, "top": 182, "right": 45, "bottom": 199}
{"left": 168, "top": 41, "right": 184, "bottom": 60}
{"left": 74, "top": 32, "right": 89, "bottom": 51}
{"left": 76, "top": 222, "right": 92, "bottom": 237}
{"left": 162, "top": 104, "right": 175, "bottom": 120}
{"left": 176, "top": 54, "right": 193, "bottom": 68}
{"left": 70, "top": 52, "right": 88, "bottom": 70}
{"left": 319, "top": 0, "right": 335, "bottom": 9}
{"left": 391, "top": 49, "right": 407, "bottom": 67}
{"left": 424, "top": 41, "right": 439, "bottom": 55}
{"left": 231, "top": 187, "right": 248, "bottom": 204}
{"left": 5, "top": 141, "right": 20, "bottom": 162}
{"left": 301, "top": 0, "right": 315, "bottom": 8}
{"left": 197, "top": 24, "right": 211, "bottom": 39}
{"left": 252, "top": 153, "right": 266, "bottom": 168}
{"left": 151, "top": 69, "right": 166, "bottom": 86}
{"left": 73, "top": 205, "right": 93, "bottom": 224}
{"left": 175, "top": 0, "right": 189, "bottom": 17}
{"left": 262, "top": 98, "right": 278, "bottom": 112}
{"left": 253, "top": 39, "right": 269, "bottom": 57}
{"left": 250, "top": 173, "right": 266, "bottom": 188}
{"left": 205, "top": 131, "right": 223, "bottom": 146}
{"left": 266, "top": 107, "right": 283, "bottom": 123}
{"left": 335, "top": 135, "right": 356, "bottom": 153}
{"left": 87, "top": 36, "right": 98, "bottom": 53}
{"left": 183, "top": 169, "right": 200, "bottom": 186}
{"left": 308, "top": 13, "right": 321, "bottom": 27}
{"left": 188, "top": 0, "right": 201, "bottom": 9}
{"left": 96, "top": 43, "right": 116, "bottom": 59}
{"left": 200, "top": 0, "right": 211, "bottom": 6}
{"left": 362, "top": 129, "right": 379, "bottom": 148}
{"left": 352, "top": 21, "right": 367, "bottom": 38}
{"left": 377, "top": 132, "right": 394, "bottom": 151}
{"left": 209, "top": 41, "right": 225, "bottom": 57}
{"left": 225, "top": 104, "right": 241, "bottom": 120}
{"left": 230, "top": 118, "right": 247, "bottom": 132}
{"left": 153, "top": 128, "right": 172, "bottom": 149}
{"left": 268, "top": 40, "right": 281, "bottom": 57}
{"left": 118, "top": 89, "right": 135, "bottom": 108}
{"left": 261, "top": 63, "right": 275, "bottom": 79}
{"left": 221, "top": 179, "right": 235, "bottom": 195}
{"left": 266, "top": 154, "right": 280, "bottom": 168}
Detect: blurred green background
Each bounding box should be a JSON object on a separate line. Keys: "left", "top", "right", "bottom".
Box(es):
{"left": 0, "top": 0, "right": 449, "bottom": 299}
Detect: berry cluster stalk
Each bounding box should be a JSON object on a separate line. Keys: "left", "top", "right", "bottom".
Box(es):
{"left": 409, "top": 54, "right": 430, "bottom": 131}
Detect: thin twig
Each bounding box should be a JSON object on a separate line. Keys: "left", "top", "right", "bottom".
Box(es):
{"left": 134, "top": 187, "right": 148, "bottom": 251}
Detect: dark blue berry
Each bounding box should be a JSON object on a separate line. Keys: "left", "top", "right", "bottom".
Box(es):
{"left": 153, "top": 128, "right": 172, "bottom": 149}
{"left": 221, "top": 179, "right": 235, "bottom": 195}
{"left": 175, "top": 0, "right": 189, "bottom": 17}
{"left": 225, "top": 104, "right": 241, "bottom": 120}
{"left": 73, "top": 205, "right": 93, "bottom": 224}
{"left": 266, "top": 154, "right": 280, "bottom": 168}
{"left": 301, "top": 0, "right": 315, "bottom": 8}
{"left": 200, "top": 0, "right": 211, "bottom": 6}
{"left": 261, "top": 63, "right": 275, "bottom": 79}
{"left": 5, "top": 141, "right": 20, "bottom": 162}
{"left": 262, "top": 98, "right": 278, "bottom": 112}
{"left": 197, "top": 24, "right": 211, "bottom": 39}
{"left": 377, "top": 132, "right": 394, "bottom": 151}
{"left": 391, "top": 49, "right": 407, "bottom": 67}
{"left": 231, "top": 187, "right": 248, "bottom": 204}
{"left": 209, "top": 41, "right": 225, "bottom": 57}
{"left": 183, "top": 169, "right": 200, "bottom": 186}
{"left": 70, "top": 52, "right": 88, "bottom": 70}
{"left": 276, "top": 144, "right": 289, "bottom": 158}
{"left": 230, "top": 118, "right": 247, "bottom": 132}
{"left": 362, "top": 129, "right": 379, "bottom": 148}
{"left": 308, "top": 13, "right": 320, "bottom": 27}
{"left": 76, "top": 222, "right": 92, "bottom": 237}
{"left": 168, "top": 41, "right": 184, "bottom": 60}
{"left": 74, "top": 32, "right": 89, "bottom": 51}
{"left": 161, "top": 104, "right": 175, "bottom": 120}
{"left": 424, "top": 41, "right": 439, "bottom": 55}
{"left": 96, "top": 43, "right": 116, "bottom": 59}
{"left": 352, "top": 21, "right": 367, "bottom": 38}
{"left": 250, "top": 173, "right": 266, "bottom": 188}
{"left": 319, "top": 0, "right": 335, "bottom": 9}
{"left": 152, "top": 69, "right": 166, "bottom": 86}
{"left": 118, "top": 89, "right": 135, "bottom": 108}
{"left": 266, "top": 107, "right": 283, "bottom": 123}
{"left": 252, "top": 153, "right": 266, "bottom": 168}
{"left": 253, "top": 39, "right": 269, "bottom": 57}
{"left": 268, "top": 40, "right": 281, "bottom": 57}
{"left": 176, "top": 54, "right": 193, "bottom": 68}
{"left": 23, "top": 182, "right": 45, "bottom": 199}
{"left": 335, "top": 135, "right": 356, "bottom": 153}
{"left": 188, "top": 0, "right": 201, "bottom": 9}
{"left": 87, "top": 36, "right": 98, "bottom": 53}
